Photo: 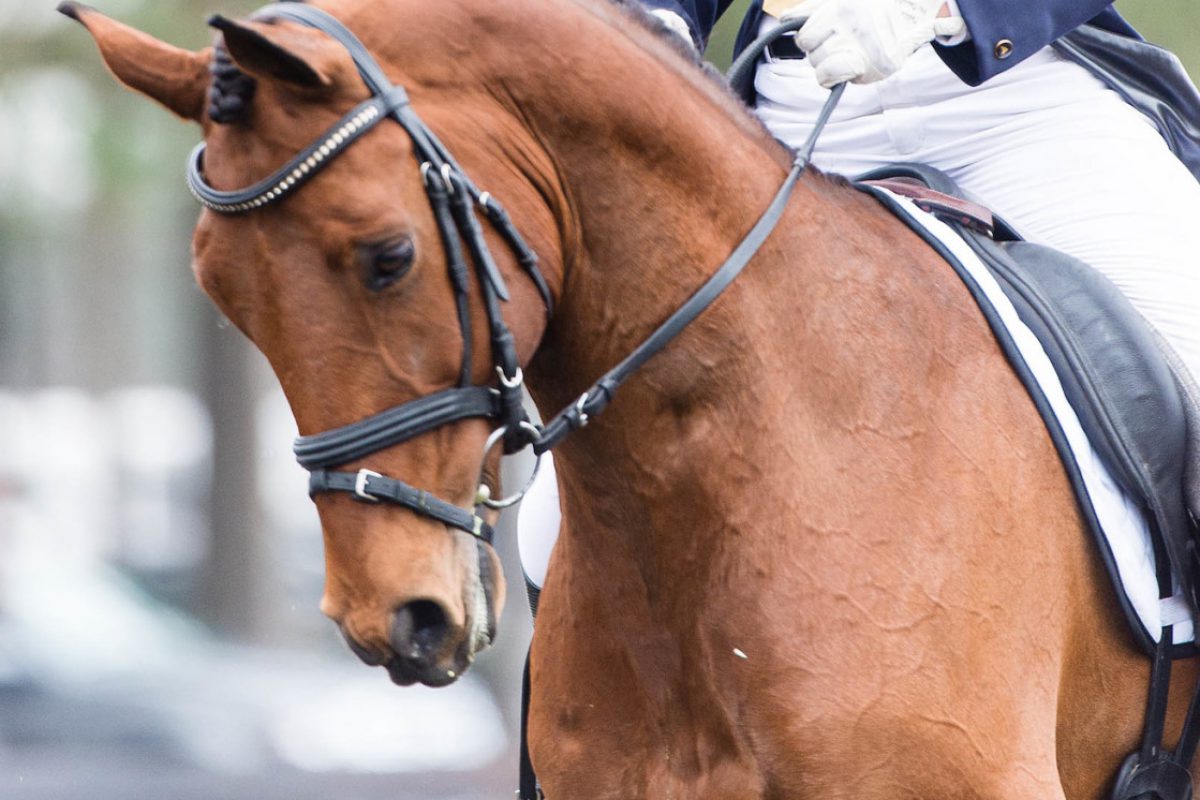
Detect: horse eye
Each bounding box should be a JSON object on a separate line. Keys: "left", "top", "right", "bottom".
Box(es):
{"left": 363, "top": 238, "right": 415, "bottom": 291}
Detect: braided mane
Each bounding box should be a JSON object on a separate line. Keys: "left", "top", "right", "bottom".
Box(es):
{"left": 207, "top": 42, "right": 256, "bottom": 124}
{"left": 207, "top": 0, "right": 309, "bottom": 124}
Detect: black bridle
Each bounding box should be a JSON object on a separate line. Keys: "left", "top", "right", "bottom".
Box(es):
{"left": 186, "top": 3, "right": 831, "bottom": 548}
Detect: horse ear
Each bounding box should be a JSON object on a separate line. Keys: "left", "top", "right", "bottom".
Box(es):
{"left": 206, "top": 15, "right": 346, "bottom": 90}
{"left": 58, "top": 2, "right": 210, "bottom": 122}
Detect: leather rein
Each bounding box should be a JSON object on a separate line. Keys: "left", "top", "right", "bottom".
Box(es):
{"left": 186, "top": 4, "right": 836, "bottom": 546}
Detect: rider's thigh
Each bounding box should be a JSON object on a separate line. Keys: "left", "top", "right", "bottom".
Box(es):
{"left": 941, "top": 73, "right": 1200, "bottom": 381}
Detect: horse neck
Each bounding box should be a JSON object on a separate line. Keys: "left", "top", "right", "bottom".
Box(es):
{"left": 471, "top": 3, "right": 795, "bottom": 423}
{"left": 470, "top": 6, "right": 805, "bottom": 555}
{"left": 399, "top": 1, "right": 829, "bottom": 745}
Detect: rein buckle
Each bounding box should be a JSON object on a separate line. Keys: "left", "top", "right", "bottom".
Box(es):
{"left": 573, "top": 394, "right": 590, "bottom": 428}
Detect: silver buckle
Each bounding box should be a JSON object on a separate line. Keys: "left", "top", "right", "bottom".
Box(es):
{"left": 573, "top": 394, "right": 590, "bottom": 428}
{"left": 354, "top": 469, "right": 382, "bottom": 502}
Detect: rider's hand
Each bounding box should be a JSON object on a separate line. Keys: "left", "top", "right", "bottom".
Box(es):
{"left": 781, "top": 0, "right": 966, "bottom": 87}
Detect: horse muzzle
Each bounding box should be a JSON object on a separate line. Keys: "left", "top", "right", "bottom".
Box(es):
{"left": 387, "top": 598, "right": 465, "bottom": 686}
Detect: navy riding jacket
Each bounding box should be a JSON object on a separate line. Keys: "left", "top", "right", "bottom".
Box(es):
{"left": 641, "top": 0, "right": 1138, "bottom": 85}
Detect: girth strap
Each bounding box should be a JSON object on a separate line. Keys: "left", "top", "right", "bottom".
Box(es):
{"left": 293, "top": 386, "right": 500, "bottom": 471}
{"left": 308, "top": 468, "right": 493, "bottom": 542}
{"left": 1110, "top": 632, "right": 1200, "bottom": 800}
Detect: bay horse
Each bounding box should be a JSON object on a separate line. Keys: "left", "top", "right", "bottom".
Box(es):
{"left": 66, "top": 0, "right": 1199, "bottom": 795}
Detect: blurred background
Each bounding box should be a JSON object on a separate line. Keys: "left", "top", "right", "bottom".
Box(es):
{"left": 0, "top": 0, "right": 1196, "bottom": 797}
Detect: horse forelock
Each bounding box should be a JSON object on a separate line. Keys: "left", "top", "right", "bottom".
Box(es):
{"left": 207, "top": 42, "right": 256, "bottom": 124}
{"left": 206, "top": 0, "right": 309, "bottom": 125}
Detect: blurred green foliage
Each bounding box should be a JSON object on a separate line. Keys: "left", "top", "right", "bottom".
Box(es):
{"left": 0, "top": 0, "right": 262, "bottom": 389}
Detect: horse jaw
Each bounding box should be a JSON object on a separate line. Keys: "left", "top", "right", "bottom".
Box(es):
{"left": 59, "top": 2, "right": 210, "bottom": 123}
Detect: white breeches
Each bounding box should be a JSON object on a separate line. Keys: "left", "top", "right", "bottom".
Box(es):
{"left": 517, "top": 43, "right": 1200, "bottom": 588}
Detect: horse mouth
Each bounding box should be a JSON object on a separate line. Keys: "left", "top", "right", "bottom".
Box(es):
{"left": 386, "top": 657, "right": 462, "bottom": 688}
{"left": 385, "top": 640, "right": 473, "bottom": 688}
{"left": 381, "top": 541, "right": 500, "bottom": 689}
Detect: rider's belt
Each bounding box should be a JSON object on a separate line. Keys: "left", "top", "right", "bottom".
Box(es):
{"left": 765, "top": 37, "right": 805, "bottom": 60}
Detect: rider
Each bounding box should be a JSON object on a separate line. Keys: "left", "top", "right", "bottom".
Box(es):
{"left": 518, "top": 0, "right": 1200, "bottom": 595}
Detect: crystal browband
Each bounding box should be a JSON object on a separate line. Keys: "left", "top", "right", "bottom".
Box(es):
{"left": 187, "top": 88, "right": 409, "bottom": 214}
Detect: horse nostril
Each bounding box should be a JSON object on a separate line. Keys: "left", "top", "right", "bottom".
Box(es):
{"left": 391, "top": 599, "right": 451, "bottom": 661}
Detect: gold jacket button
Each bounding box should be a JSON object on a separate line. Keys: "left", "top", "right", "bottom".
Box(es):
{"left": 994, "top": 38, "right": 1014, "bottom": 59}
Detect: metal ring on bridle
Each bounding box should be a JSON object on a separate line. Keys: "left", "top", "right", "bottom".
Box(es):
{"left": 480, "top": 420, "right": 543, "bottom": 509}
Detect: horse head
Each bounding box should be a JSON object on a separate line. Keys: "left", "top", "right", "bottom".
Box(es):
{"left": 64, "top": 0, "right": 568, "bottom": 687}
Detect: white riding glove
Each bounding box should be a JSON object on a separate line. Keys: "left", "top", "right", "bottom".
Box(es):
{"left": 781, "top": 0, "right": 966, "bottom": 87}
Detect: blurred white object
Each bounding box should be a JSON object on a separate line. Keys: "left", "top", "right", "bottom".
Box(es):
{"left": 271, "top": 676, "right": 506, "bottom": 773}
{"left": 108, "top": 386, "right": 212, "bottom": 570}
{"left": 0, "top": 69, "right": 97, "bottom": 214}
{"left": 516, "top": 451, "right": 559, "bottom": 589}
{"left": 650, "top": 9, "right": 694, "bottom": 45}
